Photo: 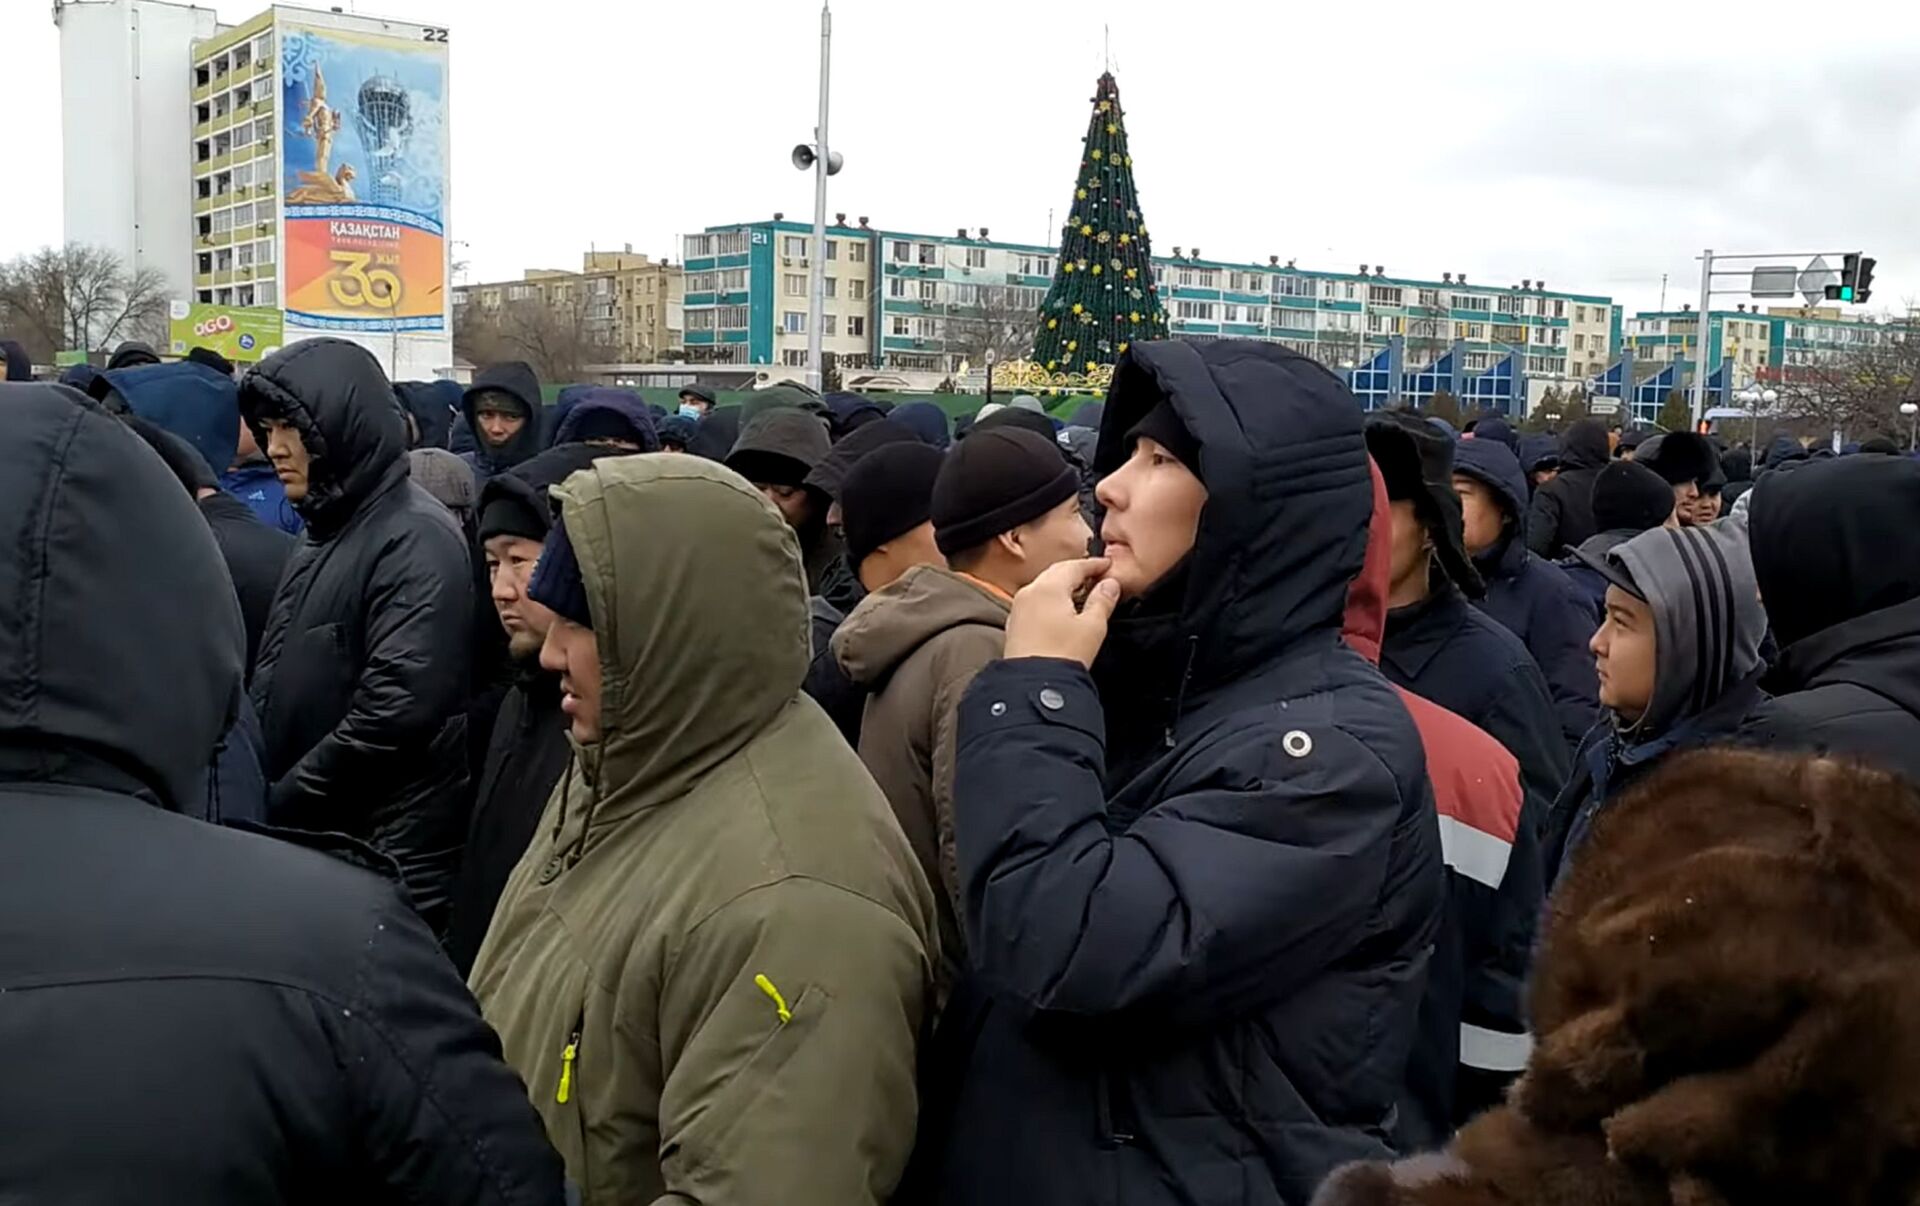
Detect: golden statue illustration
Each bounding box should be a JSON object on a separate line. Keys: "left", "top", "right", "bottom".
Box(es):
{"left": 289, "top": 64, "right": 358, "bottom": 204}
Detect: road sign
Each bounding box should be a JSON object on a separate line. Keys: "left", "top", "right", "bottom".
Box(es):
{"left": 1799, "top": 256, "right": 1838, "bottom": 306}
{"left": 1589, "top": 396, "right": 1621, "bottom": 416}
{"left": 1750, "top": 265, "right": 1799, "bottom": 298}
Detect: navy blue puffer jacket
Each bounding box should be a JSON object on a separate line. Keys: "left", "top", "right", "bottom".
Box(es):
{"left": 922, "top": 341, "right": 1444, "bottom": 1206}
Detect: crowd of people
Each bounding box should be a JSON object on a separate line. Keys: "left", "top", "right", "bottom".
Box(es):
{"left": 4, "top": 332, "right": 1920, "bottom": 1205}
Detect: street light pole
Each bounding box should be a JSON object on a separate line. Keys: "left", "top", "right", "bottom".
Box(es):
{"left": 805, "top": 3, "right": 832, "bottom": 393}
{"left": 1901, "top": 400, "right": 1917, "bottom": 451}
{"left": 1689, "top": 248, "right": 1712, "bottom": 430}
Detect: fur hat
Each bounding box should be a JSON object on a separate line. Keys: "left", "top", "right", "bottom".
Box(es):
{"left": 1313, "top": 749, "right": 1920, "bottom": 1206}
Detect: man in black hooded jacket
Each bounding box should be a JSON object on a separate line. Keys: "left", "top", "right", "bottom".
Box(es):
{"left": 1525, "top": 418, "right": 1610, "bottom": 556}
{"left": 462, "top": 361, "right": 546, "bottom": 483}
{"left": 1739, "top": 455, "right": 1920, "bottom": 784}
{"left": 243, "top": 339, "right": 474, "bottom": 933}
{"left": 444, "top": 443, "right": 608, "bottom": 975}
{"left": 922, "top": 341, "right": 1441, "bottom": 1205}
{"left": 0, "top": 382, "right": 564, "bottom": 1205}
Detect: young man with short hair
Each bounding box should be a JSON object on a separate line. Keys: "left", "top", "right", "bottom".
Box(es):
{"left": 461, "top": 361, "right": 545, "bottom": 482}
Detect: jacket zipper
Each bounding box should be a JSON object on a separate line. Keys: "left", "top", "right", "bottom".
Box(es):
{"left": 556, "top": 1027, "right": 580, "bottom": 1104}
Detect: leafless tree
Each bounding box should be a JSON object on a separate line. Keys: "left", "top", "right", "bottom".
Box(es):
{"left": 945, "top": 285, "right": 1040, "bottom": 369}
{"left": 1762, "top": 312, "right": 1920, "bottom": 440}
{"left": 455, "top": 291, "right": 616, "bottom": 384}
{"left": 0, "top": 244, "right": 171, "bottom": 362}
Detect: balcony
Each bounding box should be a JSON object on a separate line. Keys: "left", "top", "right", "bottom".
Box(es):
{"left": 195, "top": 272, "right": 214, "bottom": 289}
{"left": 194, "top": 193, "right": 215, "bottom": 214}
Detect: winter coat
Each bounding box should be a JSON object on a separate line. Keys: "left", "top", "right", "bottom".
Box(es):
{"left": 1739, "top": 455, "right": 1920, "bottom": 784}
{"left": 1382, "top": 580, "right": 1569, "bottom": 848}
{"left": 804, "top": 595, "right": 867, "bottom": 744}
{"left": 1545, "top": 520, "right": 1768, "bottom": 884}
{"left": 396, "top": 377, "right": 462, "bottom": 449}
{"left": 99, "top": 359, "right": 242, "bottom": 473}
{"left": 0, "top": 383, "right": 564, "bottom": 1206}
{"left": 1347, "top": 464, "right": 1542, "bottom": 1151}
{"left": 1524, "top": 419, "right": 1609, "bottom": 556}
{"left": 198, "top": 489, "right": 294, "bottom": 675}
{"left": 1313, "top": 749, "right": 1920, "bottom": 1206}
{"left": 686, "top": 404, "right": 741, "bottom": 461}
{"left": 470, "top": 454, "right": 937, "bottom": 1206}
{"left": 242, "top": 340, "right": 475, "bottom": 933}
{"left": 925, "top": 341, "right": 1442, "bottom": 1205}
{"left": 0, "top": 338, "right": 29, "bottom": 380}
{"left": 222, "top": 458, "right": 305, "bottom": 534}
{"left": 833, "top": 564, "right": 1010, "bottom": 997}
{"left": 444, "top": 667, "right": 572, "bottom": 977}
{"left": 550, "top": 387, "right": 660, "bottom": 451}
{"left": 462, "top": 361, "right": 546, "bottom": 481}
{"left": 1454, "top": 437, "right": 1602, "bottom": 750}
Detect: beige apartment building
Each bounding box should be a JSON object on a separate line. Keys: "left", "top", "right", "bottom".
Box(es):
{"left": 456, "top": 247, "right": 684, "bottom": 362}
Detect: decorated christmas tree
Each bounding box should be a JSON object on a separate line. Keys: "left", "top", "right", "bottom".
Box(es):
{"left": 1029, "top": 71, "right": 1169, "bottom": 377}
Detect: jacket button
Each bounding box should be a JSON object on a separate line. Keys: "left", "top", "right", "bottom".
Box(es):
{"left": 538, "top": 856, "right": 564, "bottom": 884}
{"left": 1282, "top": 730, "right": 1313, "bottom": 758}
{"left": 1038, "top": 688, "right": 1065, "bottom": 712}
{"left": 990, "top": 701, "right": 1007, "bottom": 717}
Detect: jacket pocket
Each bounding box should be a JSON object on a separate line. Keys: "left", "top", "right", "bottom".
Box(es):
{"left": 271, "top": 621, "right": 357, "bottom": 762}
{"left": 664, "top": 985, "right": 828, "bottom": 1171}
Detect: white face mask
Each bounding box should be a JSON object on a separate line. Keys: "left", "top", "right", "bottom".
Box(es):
{"left": 678, "top": 404, "right": 704, "bottom": 420}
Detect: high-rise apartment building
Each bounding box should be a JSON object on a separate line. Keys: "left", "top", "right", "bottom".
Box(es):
{"left": 454, "top": 249, "right": 685, "bottom": 363}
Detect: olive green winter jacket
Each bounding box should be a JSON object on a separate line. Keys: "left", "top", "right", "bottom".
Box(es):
{"left": 470, "top": 454, "right": 937, "bottom": 1206}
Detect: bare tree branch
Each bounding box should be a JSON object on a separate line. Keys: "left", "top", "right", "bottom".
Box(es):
{"left": 0, "top": 244, "right": 173, "bottom": 359}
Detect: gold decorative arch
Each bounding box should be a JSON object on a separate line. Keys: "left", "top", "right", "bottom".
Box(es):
{"left": 990, "top": 358, "right": 1114, "bottom": 396}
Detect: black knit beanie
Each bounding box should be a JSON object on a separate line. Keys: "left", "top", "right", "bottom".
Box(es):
{"left": 1125, "top": 399, "right": 1202, "bottom": 476}
{"left": 932, "top": 427, "right": 1079, "bottom": 556}
{"left": 1592, "top": 460, "right": 1677, "bottom": 533}
{"left": 478, "top": 444, "right": 606, "bottom": 545}
{"left": 527, "top": 514, "right": 593, "bottom": 628}
{"left": 842, "top": 442, "right": 946, "bottom": 566}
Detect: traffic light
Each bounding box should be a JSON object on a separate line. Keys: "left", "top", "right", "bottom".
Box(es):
{"left": 1825, "top": 253, "right": 1877, "bottom": 303}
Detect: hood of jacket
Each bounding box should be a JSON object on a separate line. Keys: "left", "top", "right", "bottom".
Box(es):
{"left": 395, "top": 378, "right": 461, "bottom": 450}
{"left": 0, "top": 385, "right": 243, "bottom": 811}
{"left": 685, "top": 404, "right": 741, "bottom": 461}
{"left": 1454, "top": 434, "right": 1531, "bottom": 568}
{"left": 889, "top": 400, "right": 952, "bottom": 449}
{"left": 462, "top": 361, "right": 545, "bottom": 471}
{"left": 1341, "top": 462, "right": 1394, "bottom": 665}
{"left": 1604, "top": 518, "right": 1764, "bottom": 740}
{"left": 99, "top": 360, "right": 240, "bottom": 474}
{"left": 1760, "top": 433, "right": 1807, "bottom": 469}
{"left": 1469, "top": 415, "right": 1519, "bottom": 455}
{"left": 1, "top": 339, "right": 31, "bottom": 381}
{"left": 1558, "top": 418, "right": 1610, "bottom": 471}
{"left": 552, "top": 454, "right": 810, "bottom": 822}
{"left": 833, "top": 565, "right": 1010, "bottom": 688}
{"left": 1751, "top": 454, "right": 1920, "bottom": 648}
{"left": 1091, "top": 340, "right": 1375, "bottom": 692}
{"left": 550, "top": 387, "right": 660, "bottom": 452}
{"left": 237, "top": 337, "right": 408, "bottom": 536}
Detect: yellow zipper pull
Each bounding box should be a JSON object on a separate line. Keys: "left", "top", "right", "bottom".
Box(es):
{"left": 556, "top": 1030, "right": 580, "bottom": 1104}
{"left": 754, "top": 974, "right": 792, "bottom": 1024}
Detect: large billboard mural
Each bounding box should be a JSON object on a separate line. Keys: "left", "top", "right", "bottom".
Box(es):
{"left": 280, "top": 22, "right": 447, "bottom": 332}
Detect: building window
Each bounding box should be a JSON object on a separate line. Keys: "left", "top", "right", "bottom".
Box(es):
{"left": 823, "top": 276, "right": 837, "bottom": 298}
{"left": 784, "top": 273, "right": 805, "bottom": 297}
{"left": 823, "top": 314, "right": 838, "bottom": 337}
{"left": 685, "top": 235, "right": 714, "bottom": 258}
{"left": 891, "top": 240, "right": 912, "bottom": 262}
{"left": 782, "top": 311, "right": 807, "bottom": 334}
{"left": 1368, "top": 285, "right": 1402, "bottom": 306}
{"left": 966, "top": 247, "right": 987, "bottom": 269}
{"left": 825, "top": 239, "right": 838, "bottom": 260}
{"left": 1575, "top": 305, "right": 1588, "bottom": 324}
{"left": 1175, "top": 301, "right": 1216, "bottom": 321}
{"left": 782, "top": 349, "right": 809, "bottom": 367}
{"left": 1275, "top": 276, "right": 1313, "bottom": 298}
{"left": 1455, "top": 294, "right": 1492, "bottom": 313}
{"left": 718, "top": 269, "right": 747, "bottom": 291}
{"left": 1224, "top": 304, "right": 1241, "bottom": 324}
{"left": 950, "top": 283, "right": 978, "bottom": 306}
{"left": 1573, "top": 333, "right": 1586, "bottom": 350}
{"left": 847, "top": 242, "right": 867, "bottom": 263}
{"left": 918, "top": 243, "right": 939, "bottom": 266}
{"left": 783, "top": 236, "right": 807, "bottom": 258}
{"left": 1553, "top": 299, "right": 1566, "bottom": 318}
{"left": 1245, "top": 274, "right": 1263, "bottom": 294}
{"left": 685, "top": 310, "right": 717, "bottom": 332}
{"left": 918, "top": 280, "right": 937, "bottom": 301}
{"left": 717, "top": 305, "right": 749, "bottom": 328}
{"left": 848, "top": 316, "right": 866, "bottom": 337}
{"left": 1343, "top": 282, "right": 1358, "bottom": 300}
{"left": 890, "top": 315, "right": 910, "bottom": 336}
{"left": 887, "top": 277, "right": 907, "bottom": 299}
{"left": 848, "top": 279, "right": 866, "bottom": 300}
{"left": 687, "top": 272, "right": 716, "bottom": 293}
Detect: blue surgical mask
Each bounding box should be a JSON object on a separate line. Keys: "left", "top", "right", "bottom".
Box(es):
{"left": 678, "top": 404, "right": 704, "bottom": 420}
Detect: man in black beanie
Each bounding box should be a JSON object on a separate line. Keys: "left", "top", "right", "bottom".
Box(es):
{"left": 727, "top": 408, "right": 862, "bottom": 612}
{"left": 833, "top": 438, "right": 1028, "bottom": 1003}
{"left": 931, "top": 426, "right": 1091, "bottom": 599}
{"left": 1365, "top": 411, "right": 1570, "bottom": 856}
{"left": 1557, "top": 459, "right": 1678, "bottom": 615}
{"left": 443, "top": 443, "right": 606, "bottom": 975}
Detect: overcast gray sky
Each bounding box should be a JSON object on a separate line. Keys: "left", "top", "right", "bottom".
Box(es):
{"left": 8, "top": 0, "right": 1919, "bottom": 316}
